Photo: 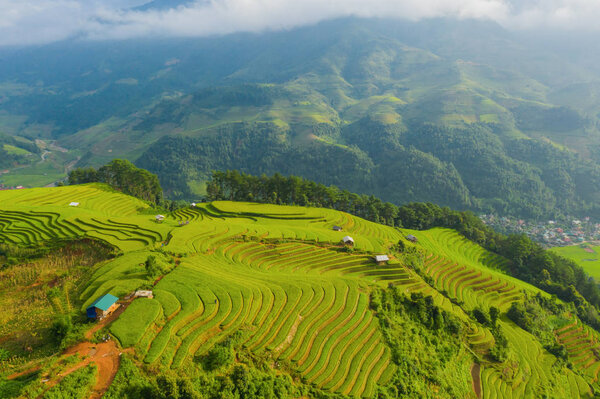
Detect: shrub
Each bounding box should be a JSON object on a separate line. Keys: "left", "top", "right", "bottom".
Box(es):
{"left": 49, "top": 316, "right": 73, "bottom": 346}
{"left": 42, "top": 364, "right": 96, "bottom": 399}
{"left": 205, "top": 344, "right": 234, "bottom": 371}
{"left": 472, "top": 307, "right": 491, "bottom": 326}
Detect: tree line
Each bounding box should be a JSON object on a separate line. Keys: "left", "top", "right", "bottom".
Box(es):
{"left": 68, "top": 159, "right": 162, "bottom": 204}
{"left": 207, "top": 170, "right": 600, "bottom": 332}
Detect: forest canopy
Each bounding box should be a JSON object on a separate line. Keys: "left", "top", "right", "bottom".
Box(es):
{"left": 68, "top": 159, "right": 162, "bottom": 204}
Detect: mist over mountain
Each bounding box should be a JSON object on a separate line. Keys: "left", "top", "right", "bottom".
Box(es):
{"left": 2, "top": 17, "right": 600, "bottom": 219}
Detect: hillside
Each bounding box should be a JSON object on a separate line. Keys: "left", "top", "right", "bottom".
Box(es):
{"left": 1, "top": 184, "right": 600, "bottom": 398}
{"left": 551, "top": 244, "right": 600, "bottom": 283}
{"left": 2, "top": 19, "right": 600, "bottom": 218}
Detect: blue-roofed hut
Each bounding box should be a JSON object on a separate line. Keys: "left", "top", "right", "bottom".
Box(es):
{"left": 86, "top": 294, "right": 119, "bottom": 320}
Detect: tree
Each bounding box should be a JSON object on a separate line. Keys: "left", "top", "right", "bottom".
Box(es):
{"left": 69, "top": 159, "right": 163, "bottom": 204}
{"left": 489, "top": 306, "right": 500, "bottom": 327}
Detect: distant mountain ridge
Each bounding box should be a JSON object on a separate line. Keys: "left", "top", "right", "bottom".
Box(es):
{"left": 2, "top": 18, "right": 600, "bottom": 218}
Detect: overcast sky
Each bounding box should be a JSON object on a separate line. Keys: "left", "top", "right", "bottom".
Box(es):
{"left": 0, "top": 0, "right": 598, "bottom": 46}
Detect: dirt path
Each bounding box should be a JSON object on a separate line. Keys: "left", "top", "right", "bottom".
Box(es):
{"left": 10, "top": 299, "right": 133, "bottom": 399}
{"left": 471, "top": 363, "right": 481, "bottom": 399}
{"left": 57, "top": 340, "right": 121, "bottom": 399}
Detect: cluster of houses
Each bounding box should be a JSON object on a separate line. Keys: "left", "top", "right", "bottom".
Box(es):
{"left": 0, "top": 184, "right": 25, "bottom": 190}
{"left": 480, "top": 214, "right": 600, "bottom": 247}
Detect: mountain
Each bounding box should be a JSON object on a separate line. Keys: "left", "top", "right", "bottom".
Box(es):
{"left": 2, "top": 18, "right": 600, "bottom": 218}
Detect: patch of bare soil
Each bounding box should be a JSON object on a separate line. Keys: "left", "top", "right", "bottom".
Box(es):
{"left": 471, "top": 362, "right": 481, "bottom": 398}
{"left": 12, "top": 299, "right": 133, "bottom": 399}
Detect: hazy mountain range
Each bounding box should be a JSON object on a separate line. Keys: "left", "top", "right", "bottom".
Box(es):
{"left": 2, "top": 17, "right": 600, "bottom": 218}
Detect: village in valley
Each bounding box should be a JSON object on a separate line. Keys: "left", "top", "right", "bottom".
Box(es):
{"left": 479, "top": 214, "right": 600, "bottom": 247}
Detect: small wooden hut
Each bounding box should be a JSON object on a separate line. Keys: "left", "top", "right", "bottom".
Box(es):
{"left": 373, "top": 255, "right": 389, "bottom": 265}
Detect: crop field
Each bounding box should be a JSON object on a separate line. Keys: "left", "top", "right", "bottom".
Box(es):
{"left": 550, "top": 244, "right": 600, "bottom": 282}
{"left": 0, "top": 184, "right": 597, "bottom": 397}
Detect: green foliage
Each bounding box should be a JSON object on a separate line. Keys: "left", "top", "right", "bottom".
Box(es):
{"left": 204, "top": 343, "right": 234, "bottom": 371}
{"left": 506, "top": 293, "right": 568, "bottom": 354}
{"left": 472, "top": 306, "right": 491, "bottom": 326}
{"left": 103, "top": 355, "right": 155, "bottom": 399}
{"left": 0, "top": 134, "right": 39, "bottom": 170}
{"left": 488, "top": 327, "right": 509, "bottom": 362}
{"left": 0, "top": 372, "right": 39, "bottom": 399}
{"left": 371, "top": 287, "right": 471, "bottom": 398}
{"left": 42, "top": 364, "right": 97, "bottom": 399}
{"left": 145, "top": 255, "right": 163, "bottom": 280}
{"left": 69, "top": 159, "right": 162, "bottom": 204}
{"left": 49, "top": 316, "right": 73, "bottom": 346}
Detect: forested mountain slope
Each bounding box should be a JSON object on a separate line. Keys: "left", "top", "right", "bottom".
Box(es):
{"left": 2, "top": 18, "right": 600, "bottom": 218}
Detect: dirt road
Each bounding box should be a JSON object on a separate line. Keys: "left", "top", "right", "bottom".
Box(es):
{"left": 9, "top": 299, "right": 132, "bottom": 399}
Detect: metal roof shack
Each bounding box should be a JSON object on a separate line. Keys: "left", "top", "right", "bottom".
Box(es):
{"left": 406, "top": 234, "right": 418, "bottom": 242}
{"left": 373, "top": 255, "right": 389, "bottom": 265}
{"left": 86, "top": 294, "right": 119, "bottom": 320}
{"left": 134, "top": 290, "right": 154, "bottom": 299}
{"left": 333, "top": 226, "right": 342, "bottom": 231}
{"left": 342, "top": 236, "right": 354, "bottom": 245}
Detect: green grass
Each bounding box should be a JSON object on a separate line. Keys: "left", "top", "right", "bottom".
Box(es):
{"left": 2, "top": 144, "right": 31, "bottom": 156}
{"left": 111, "top": 298, "right": 162, "bottom": 347}
{"left": 550, "top": 244, "right": 600, "bottom": 282}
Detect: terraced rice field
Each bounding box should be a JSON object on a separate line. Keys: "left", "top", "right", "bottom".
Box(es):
{"left": 0, "top": 184, "right": 596, "bottom": 397}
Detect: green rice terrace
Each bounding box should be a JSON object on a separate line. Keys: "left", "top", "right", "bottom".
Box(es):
{"left": 0, "top": 183, "right": 599, "bottom": 398}
{"left": 550, "top": 244, "right": 600, "bottom": 284}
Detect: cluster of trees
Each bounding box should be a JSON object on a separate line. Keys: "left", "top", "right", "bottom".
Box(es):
{"left": 0, "top": 134, "right": 39, "bottom": 169}
{"left": 105, "top": 349, "right": 339, "bottom": 399}
{"left": 506, "top": 294, "right": 569, "bottom": 361}
{"left": 68, "top": 159, "right": 162, "bottom": 204}
{"left": 372, "top": 289, "right": 463, "bottom": 335}
{"left": 206, "top": 170, "right": 600, "bottom": 333}
{"left": 43, "top": 364, "right": 97, "bottom": 399}
{"left": 371, "top": 287, "right": 472, "bottom": 397}
{"left": 207, "top": 170, "right": 419, "bottom": 226}
{"left": 145, "top": 254, "right": 174, "bottom": 281}
{"left": 135, "top": 111, "right": 600, "bottom": 220}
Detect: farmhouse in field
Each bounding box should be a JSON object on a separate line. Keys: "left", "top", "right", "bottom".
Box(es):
{"left": 69, "top": 202, "right": 79, "bottom": 207}
{"left": 134, "top": 290, "right": 154, "bottom": 299}
{"left": 373, "top": 255, "right": 389, "bottom": 265}
{"left": 342, "top": 236, "right": 354, "bottom": 246}
{"left": 406, "top": 234, "right": 418, "bottom": 243}
{"left": 155, "top": 214, "right": 165, "bottom": 223}
{"left": 191, "top": 203, "right": 196, "bottom": 207}
{"left": 86, "top": 294, "right": 119, "bottom": 320}
{"left": 333, "top": 226, "right": 342, "bottom": 231}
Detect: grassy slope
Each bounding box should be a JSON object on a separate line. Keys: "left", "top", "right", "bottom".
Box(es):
{"left": 550, "top": 245, "right": 600, "bottom": 282}
{"left": 0, "top": 185, "right": 597, "bottom": 397}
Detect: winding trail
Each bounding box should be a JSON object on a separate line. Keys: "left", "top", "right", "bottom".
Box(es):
{"left": 471, "top": 363, "right": 481, "bottom": 398}
{"left": 9, "top": 299, "right": 133, "bottom": 399}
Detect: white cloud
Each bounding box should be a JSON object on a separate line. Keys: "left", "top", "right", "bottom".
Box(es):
{"left": 0, "top": 0, "right": 598, "bottom": 46}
